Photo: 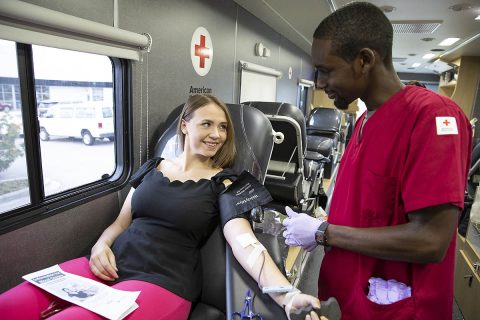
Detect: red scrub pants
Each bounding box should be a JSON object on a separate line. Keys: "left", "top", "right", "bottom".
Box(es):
{"left": 0, "top": 257, "right": 191, "bottom": 320}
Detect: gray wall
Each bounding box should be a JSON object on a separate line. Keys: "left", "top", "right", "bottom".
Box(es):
{"left": 0, "top": 0, "right": 314, "bottom": 292}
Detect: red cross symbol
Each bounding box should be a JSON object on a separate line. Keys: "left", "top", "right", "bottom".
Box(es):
{"left": 443, "top": 119, "right": 450, "bottom": 126}
{"left": 194, "top": 35, "right": 210, "bottom": 68}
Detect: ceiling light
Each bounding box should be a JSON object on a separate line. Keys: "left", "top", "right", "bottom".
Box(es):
{"left": 448, "top": 3, "right": 473, "bottom": 12}
{"left": 476, "top": 15, "right": 480, "bottom": 20}
{"left": 411, "top": 63, "right": 421, "bottom": 68}
{"left": 391, "top": 21, "right": 442, "bottom": 34}
{"left": 438, "top": 38, "right": 460, "bottom": 46}
{"left": 421, "top": 37, "right": 435, "bottom": 42}
{"left": 423, "top": 53, "right": 436, "bottom": 59}
{"left": 379, "top": 5, "right": 396, "bottom": 13}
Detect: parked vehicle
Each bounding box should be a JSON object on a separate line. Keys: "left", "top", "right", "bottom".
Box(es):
{"left": 37, "top": 100, "right": 82, "bottom": 117}
{"left": 38, "top": 101, "right": 114, "bottom": 145}
{"left": 0, "top": 102, "right": 11, "bottom": 112}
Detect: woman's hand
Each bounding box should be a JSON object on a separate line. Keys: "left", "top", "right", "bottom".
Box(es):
{"left": 286, "top": 293, "right": 321, "bottom": 320}
{"left": 89, "top": 241, "right": 119, "bottom": 281}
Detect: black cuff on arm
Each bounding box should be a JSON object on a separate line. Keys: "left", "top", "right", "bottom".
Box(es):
{"left": 219, "top": 171, "right": 272, "bottom": 228}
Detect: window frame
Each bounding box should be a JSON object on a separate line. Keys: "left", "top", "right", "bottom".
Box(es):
{"left": 0, "top": 43, "right": 133, "bottom": 235}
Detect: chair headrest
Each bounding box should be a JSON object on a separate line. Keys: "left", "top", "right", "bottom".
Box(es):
{"left": 308, "top": 107, "right": 342, "bottom": 133}
{"left": 244, "top": 101, "right": 307, "bottom": 154}
{"left": 153, "top": 103, "right": 274, "bottom": 183}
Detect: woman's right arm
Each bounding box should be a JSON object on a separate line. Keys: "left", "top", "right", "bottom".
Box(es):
{"left": 89, "top": 187, "right": 135, "bottom": 281}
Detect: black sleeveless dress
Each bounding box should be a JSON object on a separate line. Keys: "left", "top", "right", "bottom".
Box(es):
{"left": 110, "top": 157, "right": 261, "bottom": 301}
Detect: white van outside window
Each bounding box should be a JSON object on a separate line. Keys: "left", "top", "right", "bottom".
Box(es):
{"left": 39, "top": 101, "right": 114, "bottom": 145}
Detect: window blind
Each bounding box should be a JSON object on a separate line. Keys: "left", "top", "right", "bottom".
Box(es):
{"left": 0, "top": 0, "right": 151, "bottom": 60}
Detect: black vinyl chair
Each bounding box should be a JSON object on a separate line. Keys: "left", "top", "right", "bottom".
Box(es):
{"left": 154, "top": 103, "right": 286, "bottom": 320}
{"left": 244, "top": 101, "right": 328, "bottom": 214}
{"left": 459, "top": 141, "right": 480, "bottom": 236}
{"left": 306, "top": 107, "right": 343, "bottom": 179}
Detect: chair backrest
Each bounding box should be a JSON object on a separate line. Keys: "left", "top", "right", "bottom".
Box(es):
{"left": 245, "top": 101, "right": 307, "bottom": 154}
{"left": 307, "top": 107, "right": 342, "bottom": 136}
{"left": 245, "top": 102, "right": 307, "bottom": 177}
{"left": 153, "top": 103, "right": 274, "bottom": 318}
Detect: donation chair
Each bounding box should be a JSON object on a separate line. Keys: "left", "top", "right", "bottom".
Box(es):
{"left": 306, "top": 107, "right": 342, "bottom": 179}
{"left": 154, "top": 103, "right": 287, "bottom": 320}
{"left": 245, "top": 101, "right": 328, "bottom": 214}
{"left": 459, "top": 141, "right": 480, "bottom": 236}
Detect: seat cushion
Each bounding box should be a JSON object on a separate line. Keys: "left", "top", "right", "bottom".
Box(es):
{"left": 305, "top": 150, "right": 328, "bottom": 162}
{"left": 306, "top": 135, "right": 333, "bottom": 157}
{"left": 265, "top": 173, "right": 302, "bottom": 205}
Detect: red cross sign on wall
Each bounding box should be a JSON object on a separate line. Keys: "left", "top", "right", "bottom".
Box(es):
{"left": 191, "top": 27, "right": 213, "bottom": 76}
{"left": 195, "top": 35, "right": 210, "bottom": 68}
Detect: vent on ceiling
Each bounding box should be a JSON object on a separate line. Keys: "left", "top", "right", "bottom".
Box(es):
{"left": 392, "top": 57, "right": 407, "bottom": 62}
{"left": 391, "top": 20, "right": 442, "bottom": 34}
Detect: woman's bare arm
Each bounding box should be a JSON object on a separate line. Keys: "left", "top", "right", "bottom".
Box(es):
{"left": 223, "top": 218, "right": 320, "bottom": 319}
{"left": 89, "top": 188, "right": 135, "bottom": 280}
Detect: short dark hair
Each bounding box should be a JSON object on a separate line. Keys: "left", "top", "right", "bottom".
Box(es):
{"left": 313, "top": 2, "right": 393, "bottom": 63}
{"left": 177, "top": 94, "right": 236, "bottom": 168}
{"left": 405, "top": 80, "right": 426, "bottom": 88}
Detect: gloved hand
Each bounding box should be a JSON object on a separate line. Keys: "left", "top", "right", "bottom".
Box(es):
{"left": 282, "top": 206, "right": 326, "bottom": 251}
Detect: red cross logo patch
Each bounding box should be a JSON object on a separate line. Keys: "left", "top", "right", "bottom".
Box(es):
{"left": 436, "top": 116, "right": 458, "bottom": 135}
{"left": 191, "top": 27, "right": 213, "bottom": 76}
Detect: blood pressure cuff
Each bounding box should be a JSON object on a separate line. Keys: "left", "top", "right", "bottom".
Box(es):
{"left": 219, "top": 171, "right": 273, "bottom": 228}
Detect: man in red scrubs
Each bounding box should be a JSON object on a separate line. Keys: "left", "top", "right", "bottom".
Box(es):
{"left": 282, "top": 2, "right": 472, "bottom": 320}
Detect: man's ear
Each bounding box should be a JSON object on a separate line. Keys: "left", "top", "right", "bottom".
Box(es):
{"left": 356, "top": 48, "right": 376, "bottom": 74}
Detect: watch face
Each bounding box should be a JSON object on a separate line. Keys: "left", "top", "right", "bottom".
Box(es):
{"left": 315, "top": 230, "right": 325, "bottom": 245}
{"left": 315, "top": 222, "right": 329, "bottom": 245}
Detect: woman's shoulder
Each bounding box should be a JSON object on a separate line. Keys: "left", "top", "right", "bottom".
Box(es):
{"left": 212, "top": 167, "right": 237, "bottom": 180}
{"left": 129, "top": 157, "right": 163, "bottom": 188}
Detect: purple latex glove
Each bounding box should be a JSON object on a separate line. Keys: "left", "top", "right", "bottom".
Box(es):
{"left": 367, "top": 277, "right": 412, "bottom": 305}
{"left": 282, "top": 206, "right": 325, "bottom": 252}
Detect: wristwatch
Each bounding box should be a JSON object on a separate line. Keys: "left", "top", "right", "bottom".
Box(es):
{"left": 315, "top": 221, "right": 330, "bottom": 246}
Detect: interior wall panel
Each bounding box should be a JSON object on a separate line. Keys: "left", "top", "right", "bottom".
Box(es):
{"left": 0, "top": 0, "right": 313, "bottom": 293}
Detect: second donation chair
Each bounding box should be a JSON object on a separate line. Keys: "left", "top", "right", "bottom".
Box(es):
{"left": 245, "top": 101, "right": 329, "bottom": 214}
{"left": 306, "top": 107, "right": 343, "bottom": 179}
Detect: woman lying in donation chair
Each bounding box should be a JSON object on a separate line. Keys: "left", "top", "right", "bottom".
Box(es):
{"left": 0, "top": 94, "right": 320, "bottom": 320}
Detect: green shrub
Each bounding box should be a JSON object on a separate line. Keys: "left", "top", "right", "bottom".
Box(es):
{"left": 0, "top": 113, "right": 24, "bottom": 173}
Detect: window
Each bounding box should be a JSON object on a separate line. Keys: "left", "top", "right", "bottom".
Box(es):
{"left": 0, "top": 40, "right": 29, "bottom": 213}
{"left": 239, "top": 61, "right": 282, "bottom": 103}
{"left": 35, "top": 85, "right": 50, "bottom": 102}
{"left": 297, "top": 79, "right": 315, "bottom": 119}
{"left": 0, "top": 40, "right": 131, "bottom": 232}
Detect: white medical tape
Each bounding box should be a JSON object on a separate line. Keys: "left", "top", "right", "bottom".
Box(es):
{"left": 236, "top": 233, "right": 257, "bottom": 248}
{"left": 236, "top": 233, "right": 266, "bottom": 269}
{"left": 247, "top": 243, "right": 266, "bottom": 268}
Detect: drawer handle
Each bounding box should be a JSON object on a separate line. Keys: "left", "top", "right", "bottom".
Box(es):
{"left": 464, "top": 274, "right": 474, "bottom": 287}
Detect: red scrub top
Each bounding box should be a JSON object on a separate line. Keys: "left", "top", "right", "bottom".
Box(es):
{"left": 319, "top": 86, "right": 472, "bottom": 320}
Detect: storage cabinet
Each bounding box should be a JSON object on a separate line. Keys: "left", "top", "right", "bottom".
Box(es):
{"left": 438, "top": 56, "right": 480, "bottom": 118}
{"left": 455, "top": 224, "right": 480, "bottom": 320}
